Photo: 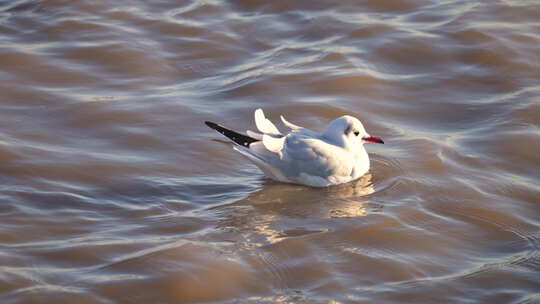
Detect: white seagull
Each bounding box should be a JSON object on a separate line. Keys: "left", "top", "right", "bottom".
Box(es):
{"left": 205, "top": 109, "right": 384, "bottom": 187}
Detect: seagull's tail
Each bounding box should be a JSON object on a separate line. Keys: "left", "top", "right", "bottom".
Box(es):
{"left": 205, "top": 121, "right": 260, "bottom": 148}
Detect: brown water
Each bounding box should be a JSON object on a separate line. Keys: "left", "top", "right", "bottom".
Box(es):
{"left": 1, "top": 0, "right": 540, "bottom": 303}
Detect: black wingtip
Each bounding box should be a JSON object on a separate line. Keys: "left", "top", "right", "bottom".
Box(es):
{"left": 205, "top": 121, "right": 218, "bottom": 129}
{"left": 203, "top": 120, "right": 259, "bottom": 147}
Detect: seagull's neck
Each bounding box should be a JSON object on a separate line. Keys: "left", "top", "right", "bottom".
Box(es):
{"left": 352, "top": 146, "right": 370, "bottom": 178}
{"left": 357, "top": 144, "right": 369, "bottom": 159}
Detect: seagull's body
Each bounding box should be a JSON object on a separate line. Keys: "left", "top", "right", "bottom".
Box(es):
{"left": 205, "top": 109, "right": 383, "bottom": 187}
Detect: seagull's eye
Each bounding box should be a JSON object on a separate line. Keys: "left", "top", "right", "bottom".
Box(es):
{"left": 353, "top": 131, "right": 359, "bottom": 136}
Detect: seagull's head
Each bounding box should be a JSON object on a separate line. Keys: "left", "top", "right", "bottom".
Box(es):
{"left": 323, "top": 115, "right": 384, "bottom": 150}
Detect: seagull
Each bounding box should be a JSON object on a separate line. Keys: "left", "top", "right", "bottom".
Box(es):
{"left": 205, "top": 109, "right": 383, "bottom": 187}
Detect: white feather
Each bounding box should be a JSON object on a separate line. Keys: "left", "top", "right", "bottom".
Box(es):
{"left": 280, "top": 115, "right": 302, "bottom": 130}
{"left": 254, "top": 108, "right": 281, "bottom": 136}
{"left": 262, "top": 134, "right": 285, "bottom": 154}
{"left": 233, "top": 145, "right": 288, "bottom": 182}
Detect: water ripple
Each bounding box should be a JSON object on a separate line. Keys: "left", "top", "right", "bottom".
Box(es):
{"left": 1, "top": 0, "right": 539, "bottom": 303}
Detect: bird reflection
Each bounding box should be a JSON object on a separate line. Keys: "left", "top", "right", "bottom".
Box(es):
{"left": 209, "top": 173, "right": 379, "bottom": 247}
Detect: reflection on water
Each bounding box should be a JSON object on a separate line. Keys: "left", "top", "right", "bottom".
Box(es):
{"left": 212, "top": 173, "right": 376, "bottom": 246}
{"left": 1, "top": 0, "right": 540, "bottom": 303}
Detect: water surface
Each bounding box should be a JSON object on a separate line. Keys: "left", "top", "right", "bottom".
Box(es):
{"left": 1, "top": 0, "right": 539, "bottom": 303}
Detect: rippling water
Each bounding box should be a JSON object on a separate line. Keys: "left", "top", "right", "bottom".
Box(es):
{"left": 1, "top": 0, "right": 539, "bottom": 303}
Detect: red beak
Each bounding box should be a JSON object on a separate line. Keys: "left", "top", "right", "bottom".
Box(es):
{"left": 362, "top": 136, "right": 384, "bottom": 144}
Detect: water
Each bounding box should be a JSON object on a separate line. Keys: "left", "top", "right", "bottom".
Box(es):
{"left": 1, "top": 0, "right": 539, "bottom": 303}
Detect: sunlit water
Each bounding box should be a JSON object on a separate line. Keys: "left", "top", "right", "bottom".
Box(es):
{"left": 1, "top": 0, "right": 539, "bottom": 303}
